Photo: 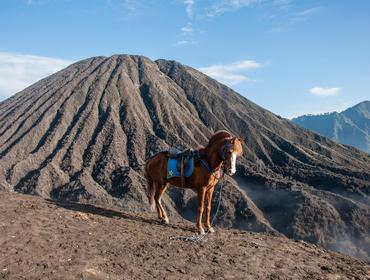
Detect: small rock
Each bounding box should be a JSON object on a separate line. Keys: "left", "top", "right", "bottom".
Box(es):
{"left": 320, "top": 265, "right": 330, "bottom": 271}
{"left": 166, "top": 267, "right": 175, "bottom": 272}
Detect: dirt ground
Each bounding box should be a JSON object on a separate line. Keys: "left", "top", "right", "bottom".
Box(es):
{"left": 0, "top": 192, "right": 369, "bottom": 280}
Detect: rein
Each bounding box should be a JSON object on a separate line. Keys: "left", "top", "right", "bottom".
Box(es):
{"left": 199, "top": 157, "right": 224, "bottom": 180}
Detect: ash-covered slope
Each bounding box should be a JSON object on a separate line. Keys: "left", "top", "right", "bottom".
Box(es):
{"left": 0, "top": 55, "right": 369, "bottom": 260}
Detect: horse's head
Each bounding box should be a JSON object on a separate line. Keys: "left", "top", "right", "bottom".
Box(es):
{"left": 222, "top": 137, "right": 243, "bottom": 176}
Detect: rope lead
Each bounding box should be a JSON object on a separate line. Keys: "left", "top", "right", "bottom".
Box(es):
{"left": 169, "top": 176, "right": 225, "bottom": 244}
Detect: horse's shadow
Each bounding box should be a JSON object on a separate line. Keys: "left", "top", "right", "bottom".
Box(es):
{"left": 46, "top": 199, "right": 194, "bottom": 232}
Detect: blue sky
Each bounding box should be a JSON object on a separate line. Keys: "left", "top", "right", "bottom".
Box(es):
{"left": 0, "top": 0, "right": 369, "bottom": 118}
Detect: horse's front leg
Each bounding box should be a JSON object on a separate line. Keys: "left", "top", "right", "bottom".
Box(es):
{"left": 204, "top": 186, "right": 215, "bottom": 233}
{"left": 196, "top": 187, "right": 207, "bottom": 235}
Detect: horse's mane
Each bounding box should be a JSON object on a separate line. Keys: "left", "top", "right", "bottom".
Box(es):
{"left": 207, "top": 130, "right": 232, "bottom": 147}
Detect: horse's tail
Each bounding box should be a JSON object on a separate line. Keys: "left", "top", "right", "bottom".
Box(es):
{"left": 144, "top": 161, "right": 155, "bottom": 211}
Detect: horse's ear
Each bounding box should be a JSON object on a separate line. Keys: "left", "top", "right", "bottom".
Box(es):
{"left": 237, "top": 136, "right": 244, "bottom": 143}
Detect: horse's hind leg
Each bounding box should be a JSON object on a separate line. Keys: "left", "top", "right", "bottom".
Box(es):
{"left": 146, "top": 172, "right": 155, "bottom": 211}
{"left": 155, "top": 184, "right": 169, "bottom": 224}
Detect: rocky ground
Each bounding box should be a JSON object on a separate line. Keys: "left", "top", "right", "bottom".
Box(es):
{"left": 0, "top": 191, "right": 369, "bottom": 280}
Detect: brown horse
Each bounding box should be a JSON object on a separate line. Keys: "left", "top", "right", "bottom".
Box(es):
{"left": 144, "top": 130, "right": 243, "bottom": 235}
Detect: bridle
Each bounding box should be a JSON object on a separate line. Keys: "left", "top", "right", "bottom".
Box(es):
{"left": 221, "top": 139, "right": 233, "bottom": 161}
{"left": 199, "top": 138, "right": 234, "bottom": 180}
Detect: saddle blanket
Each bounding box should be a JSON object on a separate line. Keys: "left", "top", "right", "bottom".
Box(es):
{"left": 167, "top": 158, "right": 194, "bottom": 179}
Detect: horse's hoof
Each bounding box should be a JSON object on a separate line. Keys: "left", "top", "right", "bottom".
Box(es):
{"left": 160, "top": 217, "right": 169, "bottom": 224}
{"left": 207, "top": 227, "right": 215, "bottom": 233}
{"left": 198, "top": 228, "right": 205, "bottom": 235}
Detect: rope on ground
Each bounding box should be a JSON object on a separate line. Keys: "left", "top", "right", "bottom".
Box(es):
{"left": 169, "top": 177, "right": 224, "bottom": 244}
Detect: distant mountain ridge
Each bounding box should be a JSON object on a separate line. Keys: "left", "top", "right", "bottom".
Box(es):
{"left": 292, "top": 101, "right": 370, "bottom": 153}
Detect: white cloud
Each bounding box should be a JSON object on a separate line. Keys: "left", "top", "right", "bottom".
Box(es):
{"left": 25, "top": 0, "right": 72, "bottom": 5}
{"left": 295, "top": 7, "right": 320, "bottom": 17}
{"left": 0, "top": 51, "right": 72, "bottom": 100}
{"left": 291, "top": 7, "right": 320, "bottom": 23}
{"left": 207, "top": 0, "right": 260, "bottom": 17}
{"left": 177, "top": 1, "right": 196, "bottom": 45}
{"left": 272, "top": 0, "right": 292, "bottom": 5}
{"left": 267, "top": 5, "right": 320, "bottom": 33}
{"left": 181, "top": 22, "right": 193, "bottom": 33}
{"left": 223, "top": 60, "right": 261, "bottom": 70}
{"left": 120, "top": 0, "right": 142, "bottom": 12}
{"left": 176, "top": 40, "right": 198, "bottom": 45}
{"left": 184, "top": 0, "right": 195, "bottom": 19}
{"left": 309, "top": 87, "right": 341, "bottom": 97}
{"left": 198, "top": 59, "right": 261, "bottom": 85}
{"left": 177, "top": 0, "right": 301, "bottom": 45}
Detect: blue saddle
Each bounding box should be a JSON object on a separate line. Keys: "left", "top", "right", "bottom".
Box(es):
{"left": 167, "top": 157, "right": 194, "bottom": 179}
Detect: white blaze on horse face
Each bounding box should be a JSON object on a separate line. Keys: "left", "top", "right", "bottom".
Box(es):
{"left": 230, "top": 152, "right": 237, "bottom": 175}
